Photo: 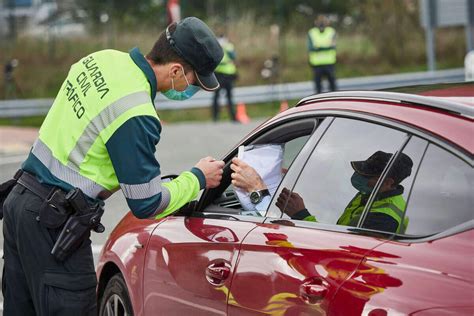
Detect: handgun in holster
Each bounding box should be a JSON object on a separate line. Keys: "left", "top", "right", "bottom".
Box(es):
{"left": 51, "top": 188, "right": 105, "bottom": 261}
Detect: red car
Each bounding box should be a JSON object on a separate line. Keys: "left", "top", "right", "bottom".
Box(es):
{"left": 96, "top": 83, "right": 473, "bottom": 316}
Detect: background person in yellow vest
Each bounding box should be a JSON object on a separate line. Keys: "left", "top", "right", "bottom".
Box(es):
{"left": 212, "top": 30, "right": 238, "bottom": 122}
{"left": 3, "top": 58, "right": 22, "bottom": 98}
{"left": 231, "top": 151, "right": 413, "bottom": 233}
{"left": 307, "top": 14, "right": 337, "bottom": 94}
{"left": 0, "top": 17, "right": 224, "bottom": 315}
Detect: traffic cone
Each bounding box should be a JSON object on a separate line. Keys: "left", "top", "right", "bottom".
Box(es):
{"left": 236, "top": 102, "right": 250, "bottom": 124}
{"left": 279, "top": 100, "right": 289, "bottom": 112}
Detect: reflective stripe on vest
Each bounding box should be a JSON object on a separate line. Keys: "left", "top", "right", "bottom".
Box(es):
{"left": 369, "top": 197, "right": 407, "bottom": 233}
{"left": 308, "top": 27, "right": 336, "bottom": 66}
{"left": 120, "top": 174, "right": 162, "bottom": 200}
{"left": 338, "top": 193, "right": 407, "bottom": 232}
{"left": 36, "top": 49, "right": 159, "bottom": 199}
{"left": 215, "top": 43, "right": 237, "bottom": 75}
{"left": 67, "top": 91, "right": 150, "bottom": 170}
{"left": 31, "top": 138, "right": 109, "bottom": 198}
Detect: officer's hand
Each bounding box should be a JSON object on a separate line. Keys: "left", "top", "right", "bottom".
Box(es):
{"left": 230, "top": 158, "right": 267, "bottom": 193}
{"left": 195, "top": 157, "right": 225, "bottom": 189}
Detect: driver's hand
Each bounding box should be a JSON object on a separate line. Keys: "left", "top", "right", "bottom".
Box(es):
{"left": 230, "top": 158, "right": 267, "bottom": 192}
{"left": 276, "top": 187, "right": 306, "bottom": 217}
{"left": 195, "top": 157, "right": 224, "bottom": 189}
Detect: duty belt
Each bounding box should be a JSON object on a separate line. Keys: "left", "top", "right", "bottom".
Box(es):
{"left": 16, "top": 170, "right": 105, "bottom": 261}
{"left": 17, "top": 171, "right": 56, "bottom": 201}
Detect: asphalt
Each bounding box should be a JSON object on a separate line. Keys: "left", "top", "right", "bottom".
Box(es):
{"left": 0, "top": 118, "right": 265, "bottom": 312}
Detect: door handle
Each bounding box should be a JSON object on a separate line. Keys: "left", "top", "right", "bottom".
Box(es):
{"left": 206, "top": 262, "right": 231, "bottom": 286}
{"left": 299, "top": 277, "right": 329, "bottom": 304}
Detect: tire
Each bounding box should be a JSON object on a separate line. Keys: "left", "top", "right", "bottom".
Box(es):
{"left": 98, "top": 274, "right": 134, "bottom": 316}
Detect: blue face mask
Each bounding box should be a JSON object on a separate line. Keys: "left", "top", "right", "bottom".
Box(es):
{"left": 163, "top": 67, "right": 200, "bottom": 101}
{"left": 350, "top": 172, "right": 373, "bottom": 194}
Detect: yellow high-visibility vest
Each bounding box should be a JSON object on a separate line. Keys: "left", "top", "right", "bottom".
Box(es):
{"left": 308, "top": 26, "right": 336, "bottom": 66}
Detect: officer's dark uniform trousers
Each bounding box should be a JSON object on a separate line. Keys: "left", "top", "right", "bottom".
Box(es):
{"left": 212, "top": 73, "right": 237, "bottom": 121}
{"left": 2, "top": 184, "right": 96, "bottom": 315}
{"left": 312, "top": 64, "right": 336, "bottom": 94}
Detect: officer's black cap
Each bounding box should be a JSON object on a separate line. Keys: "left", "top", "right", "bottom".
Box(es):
{"left": 166, "top": 17, "right": 223, "bottom": 91}
{"left": 351, "top": 151, "right": 413, "bottom": 183}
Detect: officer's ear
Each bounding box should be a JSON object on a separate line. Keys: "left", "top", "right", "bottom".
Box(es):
{"left": 168, "top": 63, "right": 185, "bottom": 79}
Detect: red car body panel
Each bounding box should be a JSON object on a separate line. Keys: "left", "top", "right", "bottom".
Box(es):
{"left": 227, "top": 223, "right": 387, "bottom": 315}
{"left": 142, "top": 217, "right": 258, "bottom": 315}
{"left": 333, "top": 229, "right": 474, "bottom": 315}
{"left": 97, "top": 86, "right": 473, "bottom": 315}
{"left": 96, "top": 213, "right": 162, "bottom": 316}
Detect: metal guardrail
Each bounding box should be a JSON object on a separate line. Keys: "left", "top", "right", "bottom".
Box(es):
{"left": 0, "top": 68, "right": 465, "bottom": 118}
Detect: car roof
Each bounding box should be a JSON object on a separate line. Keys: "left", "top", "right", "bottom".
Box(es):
{"left": 382, "top": 82, "right": 474, "bottom": 97}
{"left": 382, "top": 82, "right": 474, "bottom": 109}
{"left": 297, "top": 86, "right": 473, "bottom": 119}
{"left": 269, "top": 84, "right": 473, "bottom": 155}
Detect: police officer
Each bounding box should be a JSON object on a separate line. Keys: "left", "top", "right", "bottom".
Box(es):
{"left": 307, "top": 15, "right": 337, "bottom": 94}
{"left": 212, "top": 30, "right": 238, "bottom": 122}
{"left": 1, "top": 17, "right": 225, "bottom": 315}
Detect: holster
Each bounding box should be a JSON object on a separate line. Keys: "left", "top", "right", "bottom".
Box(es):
{"left": 0, "top": 170, "right": 23, "bottom": 219}
{"left": 39, "top": 189, "right": 71, "bottom": 229}
{"left": 51, "top": 188, "right": 105, "bottom": 262}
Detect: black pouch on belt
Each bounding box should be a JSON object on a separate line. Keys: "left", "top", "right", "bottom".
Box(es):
{"left": 0, "top": 170, "right": 23, "bottom": 219}
{"left": 39, "top": 189, "right": 71, "bottom": 229}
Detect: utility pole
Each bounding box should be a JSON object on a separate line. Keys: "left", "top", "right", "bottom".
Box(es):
{"left": 423, "top": 0, "right": 437, "bottom": 71}
{"left": 467, "top": 0, "right": 474, "bottom": 53}
{"left": 7, "top": 0, "right": 17, "bottom": 43}
{"left": 107, "top": 0, "right": 115, "bottom": 48}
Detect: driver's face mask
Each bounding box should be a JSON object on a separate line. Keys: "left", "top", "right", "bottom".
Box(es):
{"left": 350, "top": 172, "right": 374, "bottom": 195}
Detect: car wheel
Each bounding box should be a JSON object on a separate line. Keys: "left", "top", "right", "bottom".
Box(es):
{"left": 99, "top": 274, "right": 133, "bottom": 316}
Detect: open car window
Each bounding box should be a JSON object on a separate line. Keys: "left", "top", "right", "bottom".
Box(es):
{"left": 199, "top": 117, "right": 319, "bottom": 218}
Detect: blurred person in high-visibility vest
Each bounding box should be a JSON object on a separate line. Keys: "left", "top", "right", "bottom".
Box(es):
{"left": 212, "top": 29, "right": 238, "bottom": 122}
{"left": 3, "top": 59, "right": 21, "bottom": 98}
{"left": 307, "top": 15, "right": 337, "bottom": 94}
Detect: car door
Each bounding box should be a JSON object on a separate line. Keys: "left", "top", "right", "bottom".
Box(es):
{"left": 332, "top": 138, "right": 474, "bottom": 315}
{"left": 142, "top": 216, "right": 260, "bottom": 315}
{"left": 228, "top": 116, "right": 413, "bottom": 315}
{"left": 142, "top": 116, "right": 319, "bottom": 315}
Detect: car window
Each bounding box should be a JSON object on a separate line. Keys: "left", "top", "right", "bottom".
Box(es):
{"left": 282, "top": 137, "right": 309, "bottom": 170}
{"left": 209, "top": 135, "right": 311, "bottom": 215}
{"left": 202, "top": 118, "right": 317, "bottom": 217}
{"left": 401, "top": 144, "right": 474, "bottom": 236}
{"left": 360, "top": 136, "right": 427, "bottom": 234}
{"left": 268, "top": 117, "right": 408, "bottom": 228}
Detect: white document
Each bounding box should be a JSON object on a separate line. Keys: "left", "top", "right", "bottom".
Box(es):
{"left": 234, "top": 144, "right": 284, "bottom": 215}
